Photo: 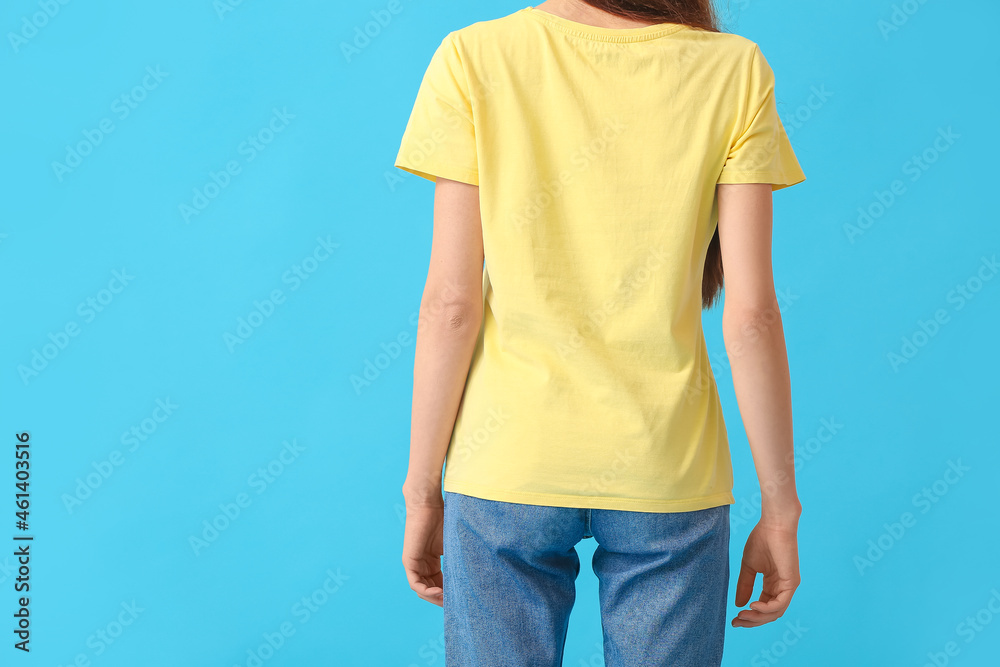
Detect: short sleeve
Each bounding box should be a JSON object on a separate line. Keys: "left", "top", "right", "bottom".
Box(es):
{"left": 717, "top": 45, "right": 805, "bottom": 191}
{"left": 394, "top": 32, "right": 479, "bottom": 186}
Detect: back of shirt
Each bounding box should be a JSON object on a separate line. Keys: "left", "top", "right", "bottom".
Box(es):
{"left": 394, "top": 6, "right": 805, "bottom": 513}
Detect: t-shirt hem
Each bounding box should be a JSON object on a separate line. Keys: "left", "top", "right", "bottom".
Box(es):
{"left": 443, "top": 478, "right": 735, "bottom": 513}
{"left": 394, "top": 158, "right": 480, "bottom": 186}
{"left": 717, "top": 169, "right": 806, "bottom": 191}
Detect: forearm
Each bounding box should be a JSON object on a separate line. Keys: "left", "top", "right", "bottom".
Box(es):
{"left": 723, "top": 299, "right": 801, "bottom": 527}
{"left": 401, "top": 297, "right": 482, "bottom": 506}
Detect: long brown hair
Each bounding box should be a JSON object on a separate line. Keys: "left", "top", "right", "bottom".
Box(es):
{"left": 581, "top": 0, "right": 725, "bottom": 309}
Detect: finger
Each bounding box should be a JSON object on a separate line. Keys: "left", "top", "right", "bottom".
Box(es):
{"left": 731, "top": 616, "right": 765, "bottom": 628}
{"left": 405, "top": 566, "right": 443, "bottom": 596}
{"left": 749, "top": 588, "right": 794, "bottom": 614}
{"left": 409, "top": 578, "right": 444, "bottom": 605}
{"left": 414, "top": 583, "right": 443, "bottom": 595}
{"left": 734, "top": 563, "right": 758, "bottom": 607}
{"left": 732, "top": 609, "right": 781, "bottom": 628}
{"left": 732, "top": 608, "right": 782, "bottom": 626}
{"left": 417, "top": 593, "right": 444, "bottom": 607}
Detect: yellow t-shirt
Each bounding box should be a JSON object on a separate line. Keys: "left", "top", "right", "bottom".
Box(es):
{"left": 394, "top": 6, "right": 806, "bottom": 512}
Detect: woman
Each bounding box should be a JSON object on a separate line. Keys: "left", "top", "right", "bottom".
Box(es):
{"left": 394, "top": 1, "right": 804, "bottom": 664}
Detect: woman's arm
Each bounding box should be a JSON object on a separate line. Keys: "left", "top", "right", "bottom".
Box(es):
{"left": 401, "top": 177, "right": 485, "bottom": 506}
{"left": 716, "top": 182, "right": 802, "bottom": 628}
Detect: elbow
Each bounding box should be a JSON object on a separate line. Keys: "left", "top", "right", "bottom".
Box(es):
{"left": 419, "top": 294, "right": 482, "bottom": 336}
{"left": 442, "top": 303, "right": 481, "bottom": 334}
{"left": 721, "top": 296, "right": 783, "bottom": 351}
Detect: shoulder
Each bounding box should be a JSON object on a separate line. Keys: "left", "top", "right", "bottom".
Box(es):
{"left": 677, "top": 28, "right": 768, "bottom": 81}
{"left": 681, "top": 28, "right": 759, "bottom": 58}
{"left": 445, "top": 8, "right": 531, "bottom": 48}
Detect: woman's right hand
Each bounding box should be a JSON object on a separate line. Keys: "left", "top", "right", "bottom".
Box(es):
{"left": 401, "top": 498, "right": 445, "bottom": 607}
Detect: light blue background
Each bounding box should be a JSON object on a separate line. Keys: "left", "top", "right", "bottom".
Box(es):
{"left": 1, "top": 0, "right": 997, "bottom": 665}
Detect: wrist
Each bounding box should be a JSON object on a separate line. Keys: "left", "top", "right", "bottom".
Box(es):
{"left": 760, "top": 496, "right": 802, "bottom": 530}
{"left": 402, "top": 474, "right": 443, "bottom": 505}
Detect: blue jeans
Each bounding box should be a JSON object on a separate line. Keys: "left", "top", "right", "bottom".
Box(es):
{"left": 442, "top": 491, "right": 730, "bottom": 667}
